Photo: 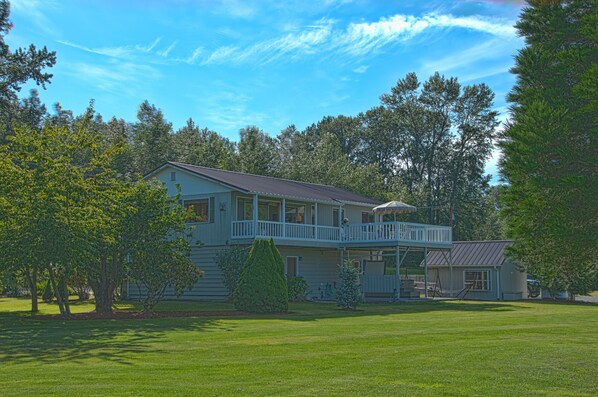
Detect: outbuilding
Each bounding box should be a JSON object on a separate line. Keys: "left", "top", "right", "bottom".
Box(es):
{"left": 425, "top": 240, "right": 527, "bottom": 301}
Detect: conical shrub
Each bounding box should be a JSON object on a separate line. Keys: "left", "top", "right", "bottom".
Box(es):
{"left": 234, "top": 239, "right": 288, "bottom": 313}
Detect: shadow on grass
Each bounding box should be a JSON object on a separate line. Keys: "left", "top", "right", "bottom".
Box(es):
{"left": 0, "top": 299, "right": 532, "bottom": 366}
{"left": 0, "top": 310, "right": 226, "bottom": 366}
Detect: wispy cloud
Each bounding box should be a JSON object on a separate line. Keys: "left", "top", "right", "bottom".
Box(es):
{"left": 11, "top": 0, "right": 57, "bottom": 34}
{"left": 65, "top": 61, "right": 160, "bottom": 96}
{"left": 197, "top": 12, "right": 516, "bottom": 65}
{"left": 157, "top": 41, "right": 178, "bottom": 57}
{"left": 421, "top": 37, "right": 521, "bottom": 77}
{"left": 352, "top": 65, "right": 369, "bottom": 74}
{"left": 57, "top": 12, "right": 517, "bottom": 69}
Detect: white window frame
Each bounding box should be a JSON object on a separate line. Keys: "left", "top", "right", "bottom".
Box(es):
{"left": 286, "top": 256, "right": 299, "bottom": 277}
{"left": 463, "top": 270, "right": 491, "bottom": 291}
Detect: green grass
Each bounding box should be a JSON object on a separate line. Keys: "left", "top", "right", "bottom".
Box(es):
{"left": 1, "top": 298, "right": 597, "bottom": 396}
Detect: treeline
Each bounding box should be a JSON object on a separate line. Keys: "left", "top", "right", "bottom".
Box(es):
{"left": 4, "top": 71, "right": 505, "bottom": 242}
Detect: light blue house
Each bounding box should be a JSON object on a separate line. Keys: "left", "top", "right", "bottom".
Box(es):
{"left": 128, "top": 161, "right": 453, "bottom": 301}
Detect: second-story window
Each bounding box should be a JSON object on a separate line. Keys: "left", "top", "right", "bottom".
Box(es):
{"left": 361, "top": 212, "right": 375, "bottom": 223}
{"left": 285, "top": 203, "right": 305, "bottom": 224}
{"left": 237, "top": 198, "right": 253, "bottom": 221}
{"left": 184, "top": 199, "right": 210, "bottom": 223}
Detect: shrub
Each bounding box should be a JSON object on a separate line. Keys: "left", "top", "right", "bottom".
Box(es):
{"left": 287, "top": 276, "right": 309, "bottom": 302}
{"left": 336, "top": 260, "right": 362, "bottom": 310}
{"left": 215, "top": 245, "right": 249, "bottom": 300}
{"left": 234, "top": 239, "right": 288, "bottom": 313}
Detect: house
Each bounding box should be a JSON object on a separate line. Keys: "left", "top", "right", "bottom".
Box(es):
{"left": 424, "top": 240, "right": 527, "bottom": 300}
{"left": 127, "top": 161, "right": 453, "bottom": 301}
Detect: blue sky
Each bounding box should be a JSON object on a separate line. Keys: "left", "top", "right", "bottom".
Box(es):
{"left": 8, "top": 0, "right": 525, "bottom": 179}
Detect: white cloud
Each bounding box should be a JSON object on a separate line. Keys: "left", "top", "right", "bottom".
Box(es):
{"left": 65, "top": 61, "right": 160, "bottom": 96}
{"left": 198, "top": 12, "right": 517, "bottom": 65}
{"left": 11, "top": 0, "right": 57, "bottom": 34}
{"left": 352, "top": 65, "right": 369, "bottom": 74}
{"left": 57, "top": 38, "right": 163, "bottom": 59}
{"left": 158, "top": 41, "right": 178, "bottom": 58}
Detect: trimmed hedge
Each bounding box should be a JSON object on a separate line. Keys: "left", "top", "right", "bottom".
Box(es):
{"left": 233, "top": 239, "right": 288, "bottom": 313}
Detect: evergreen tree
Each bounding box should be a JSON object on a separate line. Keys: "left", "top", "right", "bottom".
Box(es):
{"left": 132, "top": 100, "right": 172, "bottom": 176}
{"left": 234, "top": 239, "right": 288, "bottom": 313}
{"left": 500, "top": 0, "right": 598, "bottom": 297}
{"left": 0, "top": 1, "right": 55, "bottom": 139}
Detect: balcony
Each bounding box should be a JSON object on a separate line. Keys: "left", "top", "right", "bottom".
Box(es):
{"left": 231, "top": 220, "right": 452, "bottom": 247}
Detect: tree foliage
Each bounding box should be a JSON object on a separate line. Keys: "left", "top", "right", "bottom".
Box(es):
{"left": 0, "top": 1, "right": 55, "bottom": 138}
{"left": 233, "top": 239, "right": 288, "bottom": 313}
{"left": 500, "top": 0, "right": 598, "bottom": 297}
{"left": 215, "top": 245, "right": 249, "bottom": 300}
{"left": 336, "top": 260, "right": 362, "bottom": 310}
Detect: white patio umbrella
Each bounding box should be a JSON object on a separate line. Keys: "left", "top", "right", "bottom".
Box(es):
{"left": 373, "top": 200, "right": 417, "bottom": 221}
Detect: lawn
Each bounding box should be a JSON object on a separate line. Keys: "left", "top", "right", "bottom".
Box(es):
{"left": 1, "top": 298, "right": 597, "bottom": 397}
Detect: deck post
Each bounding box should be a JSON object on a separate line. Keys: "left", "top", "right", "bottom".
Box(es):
{"left": 395, "top": 246, "right": 400, "bottom": 300}
{"left": 253, "top": 194, "right": 258, "bottom": 238}
{"left": 314, "top": 202, "right": 318, "bottom": 240}
{"left": 449, "top": 249, "right": 453, "bottom": 297}
{"left": 424, "top": 247, "right": 429, "bottom": 298}
{"left": 282, "top": 197, "right": 286, "bottom": 238}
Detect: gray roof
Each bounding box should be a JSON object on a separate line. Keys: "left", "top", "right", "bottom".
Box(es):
{"left": 426, "top": 240, "right": 514, "bottom": 267}
{"left": 156, "top": 162, "right": 382, "bottom": 206}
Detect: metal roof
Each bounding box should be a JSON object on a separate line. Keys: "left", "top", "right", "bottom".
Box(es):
{"left": 426, "top": 240, "right": 514, "bottom": 267}
{"left": 156, "top": 162, "right": 382, "bottom": 207}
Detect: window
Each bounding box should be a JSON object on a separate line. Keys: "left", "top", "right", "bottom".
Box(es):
{"left": 332, "top": 208, "right": 345, "bottom": 227}
{"left": 464, "top": 270, "right": 490, "bottom": 291}
{"left": 285, "top": 203, "right": 305, "bottom": 224}
{"left": 286, "top": 256, "right": 299, "bottom": 277}
{"left": 170, "top": 171, "right": 176, "bottom": 181}
{"left": 237, "top": 198, "right": 253, "bottom": 221}
{"left": 184, "top": 199, "right": 210, "bottom": 223}
{"left": 361, "top": 212, "right": 375, "bottom": 223}
{"left": 258, "top": 201, "right": 280, "bottom": 221}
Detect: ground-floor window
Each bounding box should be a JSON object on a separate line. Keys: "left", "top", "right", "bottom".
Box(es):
{"left": 464, "top": 270, "right": 490, "bottom": 291}
{"left": 286, "top": 256, "right": 299, "bottom": 277}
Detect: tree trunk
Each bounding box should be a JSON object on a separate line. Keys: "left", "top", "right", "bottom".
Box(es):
{"left": 23, "top": 267, "right": 38, "bottom": 313}
{"left": 48, "top": 266, "right": 66, "bottom": 315}
{"left": 30, "top": 269, "right": 38, "bottom": 313}
{"left": 93, "top": 256, "right": 114, "bottom": 314}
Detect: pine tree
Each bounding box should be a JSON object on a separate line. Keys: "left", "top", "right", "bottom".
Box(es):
{"left": 500, "top": 0, "right": 598, "bottom": 297}
{"left": 233, "top": 239, "right": 288, "bottom": 313}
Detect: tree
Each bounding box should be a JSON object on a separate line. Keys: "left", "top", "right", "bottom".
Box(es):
{"left": 380, "top": 72, "right": 499, "bottom": 239}
{"left": 171, "top": 118, "right": 237, "bottom": 169}
{"left": 131, "top": 100, "right": 172, "bottom": 176}
{"left": 215, "top": 245, "right": 249, "bottom": 301}
{"left": 500, "top": 0, "right": 598, "bottom": 297}
{"left": 237, "top": 126, "right": 277, "bottom": 176}
{"left": 127, "top": 181, "right": 203, "bottom": 312}
{"left": 233, "top": 239, "right": 288, "bottom": 313}
{"left": 0, "top": 120, "right": 105, "bottom": 314}
{"left": 0, "top": 0, "right": 55, "bottom": 139}
{"left": 336, "top": 260, "right": 362, "bottom": 310}
{"left": 281, "top": 132, "right": 386, "bottom": 200}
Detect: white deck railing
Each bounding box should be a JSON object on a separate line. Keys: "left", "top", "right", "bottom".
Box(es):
{"left": 231, "top": 220, "right": 451, "bottom": 245}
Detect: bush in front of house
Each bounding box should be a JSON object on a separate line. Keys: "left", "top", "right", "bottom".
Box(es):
{"left": 215, "top": 245, "right": 249, "bottom": 300}
{"left": 287, "top": 276, "right": 309, "bottom": 302}
{"left": 234, "top": 239, "right": 288, "bottom": 313}
{"left": 336, "top": 260, "right": 362, "bottom": 310}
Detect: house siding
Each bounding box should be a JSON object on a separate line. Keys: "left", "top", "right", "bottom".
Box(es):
{"left": 128, "top": 245, "right": 229, "bottom": 301}
{"left": 427, "top": 263, "right": 526, "bottom": 300}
